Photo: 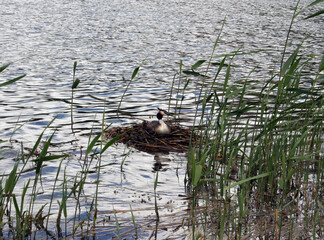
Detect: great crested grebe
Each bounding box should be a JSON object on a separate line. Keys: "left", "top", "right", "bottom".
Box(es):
{"left": 147, "top": 109, "right": 171, "bottom": 135}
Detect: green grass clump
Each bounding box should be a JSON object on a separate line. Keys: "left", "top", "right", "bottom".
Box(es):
{"left": 0, "top": 1, "right": 323, "bottom": 239}
{"left": 184, "top": 1, "right": 323, "bottom": 239}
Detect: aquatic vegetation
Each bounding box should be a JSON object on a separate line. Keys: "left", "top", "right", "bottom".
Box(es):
{"left": 0, "top": 0, "right": 323, "bottom": 239}
{"left": 184, "top": 1, "right": 323, "bottom": 239}
{"left": 71, "top": 61, "right": 81, "bottom": 131}
{"left": 0, "top": 62, "right": 26, "bottom": 87}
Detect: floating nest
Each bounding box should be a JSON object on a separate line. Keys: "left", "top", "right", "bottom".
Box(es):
{"left": 104, "top": 121, "right": 197, "bottom": 153}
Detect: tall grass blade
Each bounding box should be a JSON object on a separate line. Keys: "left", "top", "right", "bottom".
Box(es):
{"left": 131, "top": 66, "right": 140, "bottom": 80}
{"left": 279, "top": 0, "right": 300, "bottom": 79}
{"left": 100, "top": 134, "right": 121, "bottom": 154}
{"left": 280, "top": 46, "right": 299, "bottom": 77}
{"left": 35, "top": 130, "right": 56, "bottom": 174}
{"left": 304, "top": 0, "right": 324, "bottom": 19}
{"left": 193, "top": 164, "right": 203, "bottom": 188}
{"left": 0, "top": 62, "right": 12, "bottom": 73}
{"left": 86, "top": 134, "right": 101, "bottom": 156}
{"left": 307, "top": 0, "right": 324, "bottom": 7}
{"left": 72, "top": 78, "right": 80, "bottom": 89}
{"left": 304, "top": 9, "right": 324, "bottom": 19}
{"left": 154, "top": 171, "right": 159, "bottom": 221}
{"left": 0, "top": 74, "right": 26, "bottom": 87}
{"left": 117, "top": 66, "right": 140, "bottom": 116}
{"left": 319, "top": 55, "right": 324, "bottom": 72}
{"left": 32, "top": 154, "right": 69, "bottom": 162}
{"left": 27, "top": 116, "right": 57, "bottom": 161}
{"left": 191, "top": 60, "right": 206, "bottom": 70}
{"left": 4, "top": 163, "right": 18, "bottom": 194}
{"left": 130, "top": 205, "right": 138, "bottom": 238}
{"left": 113, "top": 210, "right": 121, "bottom": 239}
{"left": 71, "top": 61, "right": 80, "bottom": 130}
{"left": 224, "top": 172, "right": 271, "bottom": 191}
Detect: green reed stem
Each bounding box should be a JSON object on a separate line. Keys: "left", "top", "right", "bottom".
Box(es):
{"left": 117, "top": 66, "right": 139, "bottom": 117}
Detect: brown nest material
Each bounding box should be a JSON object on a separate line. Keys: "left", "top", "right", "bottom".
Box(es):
{"left": 104, "top": 121, "right": 197, "bottom": 153}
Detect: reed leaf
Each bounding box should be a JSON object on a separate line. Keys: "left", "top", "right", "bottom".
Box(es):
{"left": 224, "top": 172, "right": 271, "bottom": 191}
{"left": 72, "top": 78, "right": 80, "bottom": 89}
{"left": 0, "top": 74, "right": 26, "bottom": 87}
{"left": 100, "top": 134, "right": 121, "bottom": 154}
{"left": 289, "top": 128, "right": 310, "bottom": 157}
{"left": 304, "top": 9, "right": 324, "bottom": 19}
{"left": 4, "top": 163, "right": 18, "bottom": 194}
{"left": 307, "top": 0, "right": 324, "bottom": 7}
{"left": 0, "top": 62, "right": 12, "bottom": 72}
{"left": 114, "top": 210, "right": 121, "bottom": 239}
{"left": 27, "top": 116, "right": 57, "bottom": 161}
{"left": 20, "top": 179, "right": 30, "bottom": 214}
{"left": 36, "top": 130, "right": 56, "bottom": 174}
{"left": 129, "top": 205, "right": 138, "bottom": 238}
{"left": 131, "top": 66, "right": 140, "bottom": 80}
{"left": 191, "top": 60, "right": 206, "bottom": 70}
{"left": 32, "top": 154, "right": 69, "bottom": 162}
{"left": 193, "top": 164, "right": 203, "bottom": 187}
{"left": 117, "top": 66, "right": 140, "bottom": 116}
{"left": 86, "top": 134, "right": 101, "bottom": 156}
{"left": 281, "top": 46, "right": 300, "bottom": 76}
{"left": 12, "top": 194, "right": 21, "bottom": 218}
{"left": 182, "top": 70, "right": 206, "bottom": 77}
{"left": 319, "top": 55, "right": 324, "bottom": 72}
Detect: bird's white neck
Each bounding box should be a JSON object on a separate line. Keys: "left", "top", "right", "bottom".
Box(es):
{"left": 155, "top": 120, "right": 170, "bottom": 134}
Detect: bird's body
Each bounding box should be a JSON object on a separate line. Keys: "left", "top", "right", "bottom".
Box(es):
{"left": 147, "top": 110, "right": 171, "bottom": 135}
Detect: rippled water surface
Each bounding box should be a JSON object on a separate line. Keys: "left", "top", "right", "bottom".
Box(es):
{"left": 0, "top": 0, "right": 323, "bottom": 238}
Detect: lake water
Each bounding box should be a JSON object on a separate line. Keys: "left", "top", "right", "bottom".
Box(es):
{"left": 0, "top": 0, "right": 323, "bottom": 238}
